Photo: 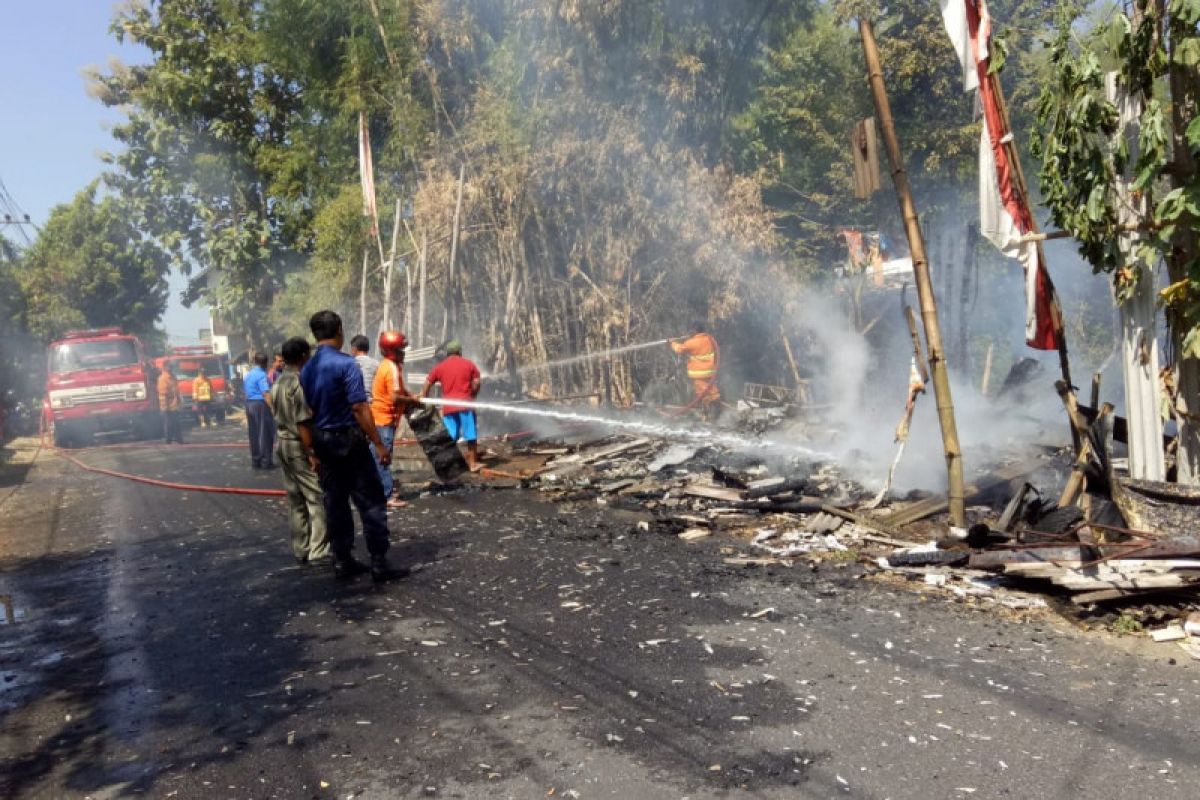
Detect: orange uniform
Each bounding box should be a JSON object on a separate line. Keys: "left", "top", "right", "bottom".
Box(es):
{"left": 371, "top": 358, "right": 407, "bottom": 427}
{"left": 670, "top": 332, "right": 721, "bottom": 411}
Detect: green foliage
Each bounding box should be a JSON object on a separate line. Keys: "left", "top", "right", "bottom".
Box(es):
{"left": 0, "top": 234, "right": 35, "bottom": 401}
{"left": 731, "top": 0, "right": 1054, "bottom": 277}
{"left": 18, "top": 184, "right": 170, "bottom": 341}
{"left": 1034, "top": 0, "right": 1200, "bottom": 334}
{"left": 1111, "top": 611, "right": 1144, "bottom": 635}
{"left": 93, "top": 0, "right": 424, "bottom": 348}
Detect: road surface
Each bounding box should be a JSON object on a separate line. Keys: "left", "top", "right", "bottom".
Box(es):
{"left": 2, "top": 427, "right": 1198, "bottom": 799}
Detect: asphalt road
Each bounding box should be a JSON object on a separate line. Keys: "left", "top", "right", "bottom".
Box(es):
{"left": 2, "top": 426, "right": 1200, "bottom": 799}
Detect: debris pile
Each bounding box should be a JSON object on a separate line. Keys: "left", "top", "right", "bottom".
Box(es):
{"left": 1148, "top": 613, "right": 1200, "bottom": 661}
{"left": 415, "top": 390, "right": 1200, "bottom": 632}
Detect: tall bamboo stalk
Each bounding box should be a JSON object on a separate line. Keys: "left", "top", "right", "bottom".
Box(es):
{"left": 859, "top": 18, "right": 965, "bottom": 526}
{"left": 418, "top": 231, "right": 428, "bottom": 346}
{"left": 442, "top": 163, "right": 465, "bottom": 341}
{"left": 358, "top": 247, "right": 369, "bottom": 337}
{"left": 383, "top": 198, "right": 402, "bottom": 331}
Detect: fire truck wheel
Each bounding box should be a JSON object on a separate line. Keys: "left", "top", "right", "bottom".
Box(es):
{"left": 52, "top": 422, "right": 73, "bottom": 449}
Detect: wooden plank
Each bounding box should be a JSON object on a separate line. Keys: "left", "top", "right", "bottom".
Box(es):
{"left": 684, "top": 485, "right": 746, "bottom": 503}
{"left": 1054, "top": 575, "right": 1199, "bottom": 590}
{"left": 1072, "top": 585, "right": 1200, "bottom": 604}
{"left": 883, "top": 457, "right": 1047, "bottom": 527}
{"left": 819, "top": 504, "right": 906, "bottom": 539}
{"left": 860, "top": 533, "right": 914, "bottom": 548}
{"left": 968, "top": 546, "right": 1088, "bottom": 569}
{"left": 580, "top": 437, "right": 652, "bottom": 464}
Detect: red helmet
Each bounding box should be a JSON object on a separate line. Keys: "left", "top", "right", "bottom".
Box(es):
{"left": 378, "top": 330, "right": 407, "bottom": 359}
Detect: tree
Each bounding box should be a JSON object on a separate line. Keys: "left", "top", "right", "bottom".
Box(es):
{"left": 1034, "top": 0, "right": 1200, "bottom": 480}
{"left": 0, "top": 234, "right": 35, "bottom": 403}
{"left": 92, "top": 0, "right": 425, "bottom": 350}
{"left": 19, "top": 185, "right": 170, "bottom": 341}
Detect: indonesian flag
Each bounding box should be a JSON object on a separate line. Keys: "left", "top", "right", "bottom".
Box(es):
{"left": 358, "top": 111, "right": 380, "bottom": 239}
{"left": 939, "top": 0, "right": 1064, "bottom": 350}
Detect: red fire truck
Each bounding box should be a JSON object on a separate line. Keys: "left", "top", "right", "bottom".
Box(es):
{"left": 154, "top": 346, "right": 233, "bottom": 424}
{"left": 44, "top": 328, "right": 158, "bottom": 447}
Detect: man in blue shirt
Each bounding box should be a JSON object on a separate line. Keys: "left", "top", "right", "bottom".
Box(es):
{"left": 244, "top": 352, "right": 275, "bottom": 469}
{"left": 300, "top": 310, "right": 401, "bottom": 582}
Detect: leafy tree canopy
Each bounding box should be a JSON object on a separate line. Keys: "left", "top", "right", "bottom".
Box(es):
{"left": 19, "top": 184, "right": 170, "bottom": 341}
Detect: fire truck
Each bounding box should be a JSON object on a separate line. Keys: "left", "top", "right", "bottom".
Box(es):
{"left": 44, "top": 328, "right": 158, "bottom": 447}
{"left": 154, "top": 346, "right": 233, "bottom": 424}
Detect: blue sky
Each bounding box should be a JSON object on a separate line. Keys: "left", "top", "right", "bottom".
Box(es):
{"left": 0, "top": 1, "right": 209, "bottom": 343}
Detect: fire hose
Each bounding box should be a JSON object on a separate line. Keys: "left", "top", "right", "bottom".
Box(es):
{"left": 44, "top": 429, "right": 541, "bottom": 497}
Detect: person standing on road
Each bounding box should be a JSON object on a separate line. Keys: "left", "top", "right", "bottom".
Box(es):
{"left": 193, "top": 368, "right": 215, "bottom": 428}
{"left": 245, "top": 353, "right": 275, "bottom": 469}
{"left": 157, "top": 363, "right": 184, "bottom": 444}
{"left": 269, "top": 337, "right": 330, "bottom": 566}
{"left": 372, "top": 331, "right": 417, "bottom": 508}
{"left": 419, "top": 341, "right": 483, "bottom": 472}
{"left": 301, "top": 310, "right": 401, "bottom": 581}
{"left": 351, "top": 335, "right": 379, "bottom": 392}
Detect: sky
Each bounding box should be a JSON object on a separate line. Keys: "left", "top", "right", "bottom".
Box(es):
{"left": 0, "top": 1, "right": 210, "bottom": 345}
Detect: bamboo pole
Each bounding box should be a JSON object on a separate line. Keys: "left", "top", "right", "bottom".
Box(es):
{"left": 442, "top": 163, "right": 465, "bottom": 341}
{"left": 780, "top": 324, "right": 804, "bottom": 389}
{"left": 418, "top": 231, "right": 428, "bottom": 346}
{"left": 358, "top": 247, "right": 369, "bottom": 337}
{"left": 904, "top": 306, "right": 930, "bottom": 385}
{"left": 980, "top": 342, "right": 994, "bottom": 396}
{"left": 859, "top": 19, "right": 965, "bottom": 526}
{"left": 383, "top": 198, "right": 402, "bottom": 331}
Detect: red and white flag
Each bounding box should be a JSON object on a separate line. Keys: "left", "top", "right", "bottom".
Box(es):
{"left": 939, "top": 0, "right": 1064, "bottom": 351}
{"left": 358, "top": 111, "right": 380, "bottom": 239}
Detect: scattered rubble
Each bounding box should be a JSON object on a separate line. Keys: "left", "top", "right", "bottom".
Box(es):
{"left": 402, "top": 393, "right": 1200, "bottom": 638}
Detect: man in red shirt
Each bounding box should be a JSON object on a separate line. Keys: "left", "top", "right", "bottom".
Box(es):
{"left": 419, "top": 341, "right": 482, "bottom": 471}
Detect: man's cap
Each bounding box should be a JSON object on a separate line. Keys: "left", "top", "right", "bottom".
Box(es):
{"left": 446, "top": 340, "right": 463, "bottom": 355}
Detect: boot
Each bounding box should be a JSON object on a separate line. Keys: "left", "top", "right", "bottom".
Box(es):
{"left": 333, "top": 556, "right": 368, "bottom": 580}
{"left": 370, "top": 554, "right": 407, "bottom": 583}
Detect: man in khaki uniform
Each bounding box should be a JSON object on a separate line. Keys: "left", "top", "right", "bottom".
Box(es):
{"left": 269, "top": 337, "right": 329, "bottom": 565}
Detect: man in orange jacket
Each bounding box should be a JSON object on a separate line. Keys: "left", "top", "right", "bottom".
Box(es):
{"left": 670, "top": 321, "right": 721, "bottom": 421}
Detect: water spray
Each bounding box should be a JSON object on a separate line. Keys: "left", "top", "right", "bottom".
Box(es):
{"left": 417, "top": 396, "right": 833, "bottom": 461}
{"left": 514, "top": 339, "right": 671, "bottom": 374}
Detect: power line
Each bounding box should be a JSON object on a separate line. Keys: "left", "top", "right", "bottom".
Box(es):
{"left": 0, "top": 176, "right": 36, "bottom": 245}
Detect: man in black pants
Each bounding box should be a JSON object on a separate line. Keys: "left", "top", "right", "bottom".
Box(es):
{"left": 244, "top": 352, "right": 275, "bottom": 468}
{"left": 299, "top": 310, "right": 401, "bottom": 581}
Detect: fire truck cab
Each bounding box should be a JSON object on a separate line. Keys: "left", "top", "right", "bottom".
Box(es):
{"left": 44, "top": 328, "right": 158, "bottom": 447}
{"left": 155, "top": 346, "right": 233, "bottom": 425}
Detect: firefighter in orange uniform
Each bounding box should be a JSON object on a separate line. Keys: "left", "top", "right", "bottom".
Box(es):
{"left": 669, "top": 321, "right": 721, "bottom": 421}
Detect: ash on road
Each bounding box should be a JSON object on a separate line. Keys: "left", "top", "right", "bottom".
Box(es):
{"left": 2, "top": 429, "right": 1198, "bottom": 799}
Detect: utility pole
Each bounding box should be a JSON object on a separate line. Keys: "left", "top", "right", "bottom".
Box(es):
{"left": 858, "top": 18, "right": 966, "bottom": 526}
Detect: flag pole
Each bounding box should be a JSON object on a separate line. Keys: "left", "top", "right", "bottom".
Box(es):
{"left": 983, "top": 52, "right": 1085, "bottom": 454}
{"left": 983, "top": 65, "right": 1074, "bottom": 391}
{"left": 858, "top": 18, "right": 966, "bottom": 527}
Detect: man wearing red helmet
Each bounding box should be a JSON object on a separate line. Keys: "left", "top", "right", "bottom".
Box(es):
{"left": 371, "top": 330, "right": 417, "bottom": 506}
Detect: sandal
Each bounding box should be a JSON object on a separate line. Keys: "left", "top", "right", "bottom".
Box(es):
{"left": 387, "top": 498, "right": 409, "bottom": 509}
